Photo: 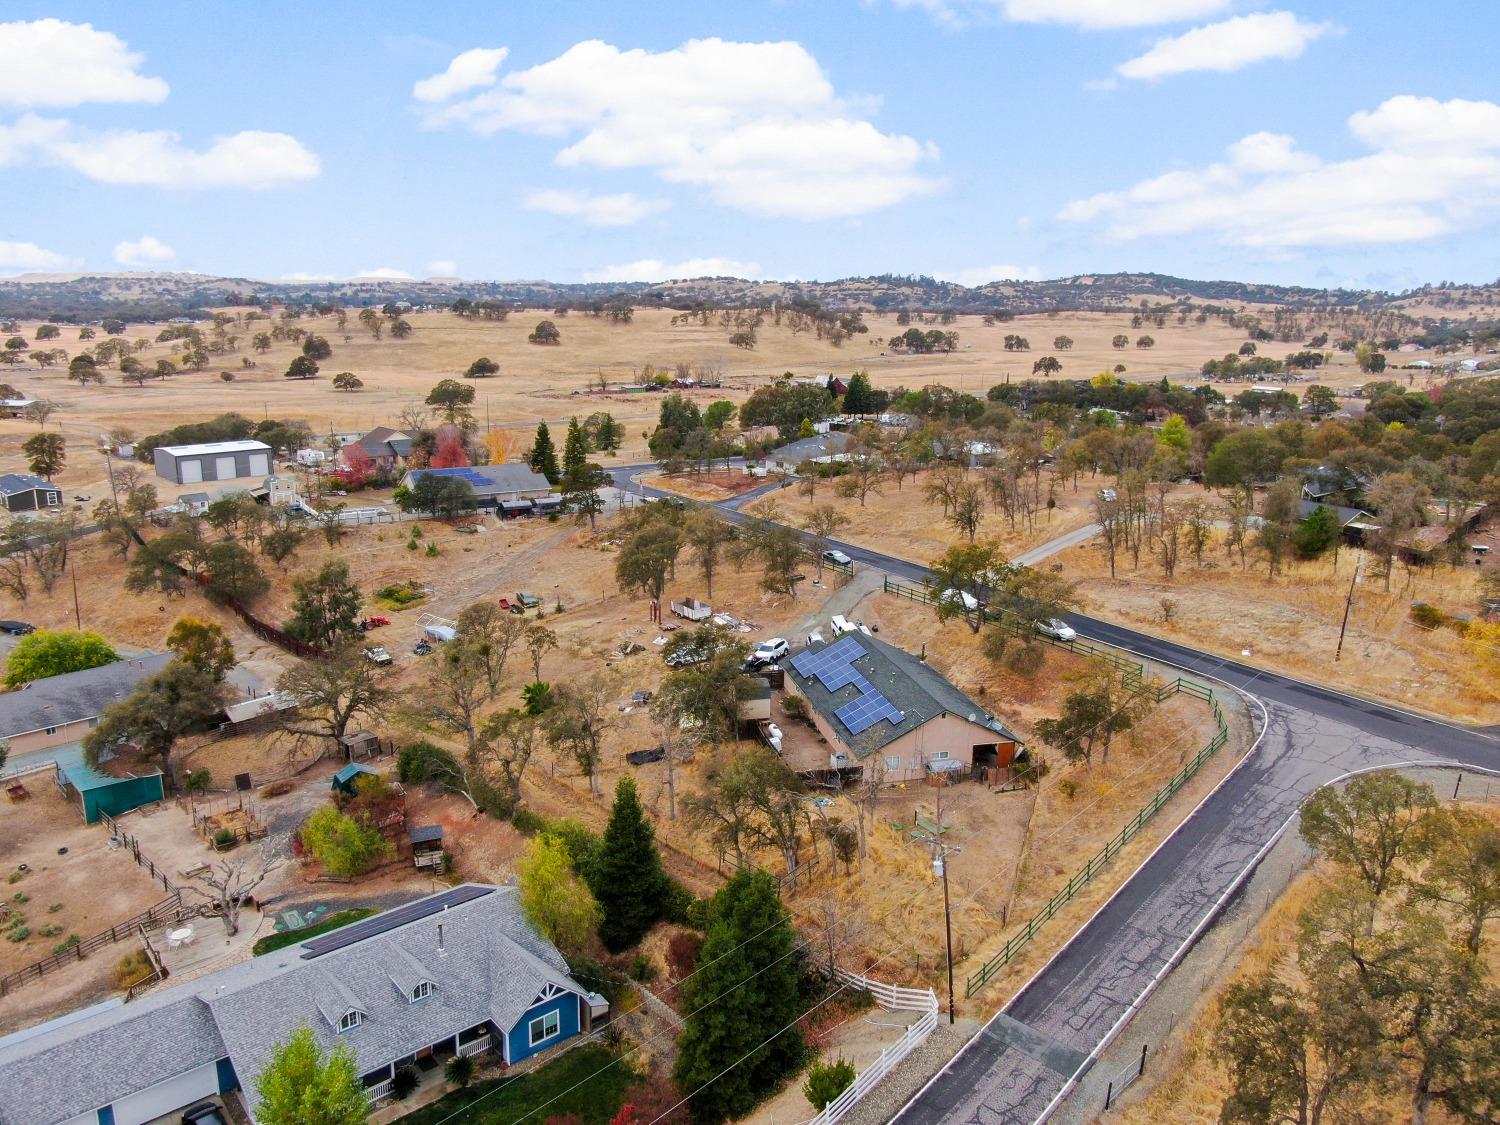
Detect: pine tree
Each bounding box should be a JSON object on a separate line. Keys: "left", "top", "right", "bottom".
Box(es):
{"left": 673, "top": 870, "right": 807, "bottom": 1124}
{"left": 563, "top": 416, "right": 589, "bottom": 479}
{"left": 530, "top": 421, "right": 561, "bottom": 484}
{"left": 842, "top": 371, "right": 875, "bottom": 416}
{"left": 591, "top": 777, "right": 671, "bottom": 951}
{"left": 596, "top": 413, "right": 622, "bottom": 451}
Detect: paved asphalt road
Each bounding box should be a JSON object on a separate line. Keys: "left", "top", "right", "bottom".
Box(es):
{"left": 609, "top": 464, "right": 1500, "bottom": 1123}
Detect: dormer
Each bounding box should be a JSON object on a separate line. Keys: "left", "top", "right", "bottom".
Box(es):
{"left": 409, "top": 980, "right": 434, "bottom": 1003}
{"left": 337, "top": 1009, "right": 364, "bottom": 1033}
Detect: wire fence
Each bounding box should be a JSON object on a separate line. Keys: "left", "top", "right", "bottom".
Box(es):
{"left": 876, "top": 578, "right": 1235, "bottom": 1000}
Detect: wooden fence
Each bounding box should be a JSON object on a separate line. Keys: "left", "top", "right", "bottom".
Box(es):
{"left": 877, "top": 578, "right": 1237, "bottom": 1000}
{"left": 807, "top": 968, "right": 939, "bottom": 1125}
{"left": 0, "top": 894, "right": 186, "bottom": 997}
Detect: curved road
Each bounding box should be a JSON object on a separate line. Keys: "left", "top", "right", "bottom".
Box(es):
{"left": 609, "top": 463, "right": 1499, "bottom": 1123}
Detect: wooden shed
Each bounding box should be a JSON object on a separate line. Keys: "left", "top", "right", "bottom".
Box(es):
{"left": 409, "top": 824, "right": 445, "bottom": 871}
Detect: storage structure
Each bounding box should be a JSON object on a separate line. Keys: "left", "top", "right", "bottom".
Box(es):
{"left": 0, "top": 473, "right": 61, "bottom": 513}
{"left": 153, "top": 440, "right": 273, "bottom": 485}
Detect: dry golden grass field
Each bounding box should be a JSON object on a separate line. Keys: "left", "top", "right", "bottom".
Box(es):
{"left": 0, "top": 305, "right": 1420, "bottom": 501}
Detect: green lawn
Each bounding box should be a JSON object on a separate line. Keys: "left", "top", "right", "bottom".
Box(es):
{"left": 251, "top": 908, "right": 377, "bottom": 956}
{"left": 397, "top": 1045, "right": 633, "bottom": 1125}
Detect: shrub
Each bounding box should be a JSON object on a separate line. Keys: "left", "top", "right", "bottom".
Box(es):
{"left": 47, "top": 902, "right": 62, "bottom": 913}
{"left": 803, "top": 1056, "right": 857, "bottom": 1111}
{"left": 114, "top": 949, "right": 153, "bottom": 988}
{"left": 444, "top": 1053, "right": 476, "bottom": 1089}
{"left": 544, "top": 818, "right": 601, "bottom": 878}
{"left": 12, "top": 892, "right": 29, "bottom": 903}
{"left": 1056, "top": 778, "right": 1077, "bottom": 800}
{"left": 299, "top": 805, "right": 393, "bottom": 877}
{"left": 511, "top": 807, "right": 548, "bottom": 834}
{"left": 6, "top": 928, "right": 28, "bottom": 942}
{"left": 398, "top": 740, "right": 459, "bottom": 784}
{"left": 629, "top": 953, "right": 657, "bottom": 982}
{"left": 1409, "top": 602, "right": 1448, "bottom": 630}
{"left": 259, "top": 780, "right": 295, "bottom": 798}
{"left": 213, "top": 828, "right": 237, "bottom": 849}
{"left": 51, "top": 935, "right": 79, "bottom": 955}
{"left": 425, "top": 542, "right": 439, "bottom": 557}
{"left": 391, "top": 1065, "right": 420, "bottom": 1100}
{"left": 37, "top": 923, "right": 61, "bottom": 938}
{"left": 666, "top": 932, "right": 703, "bottom": 979}
{"left": 780, "top": 694, "right": 809, "bottom": 721}
{"left": 663, "top": 881, "right": 706, "bottom": 929}
{"left": 184, "top": 769, "right": 213, "bottom": 793}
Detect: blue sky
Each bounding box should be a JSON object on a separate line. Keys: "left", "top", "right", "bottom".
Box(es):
{"left": 2, "top": 1, "right": 1498, "bottom": 290}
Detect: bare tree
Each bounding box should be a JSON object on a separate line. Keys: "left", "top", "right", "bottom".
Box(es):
{"left": 801, "top": 504, "right": 850, "bottom": 580}
{"left": 185, "top": 838, "right": 287, "bottom": 937}
{"left": 545, "top": 672, "right": 616, "bottom": 797}
{"left": 524, "top": 625, "right": 558, "bottom": 681}
{"left": 947, "top": 481, "right": 986, "bottom": 543}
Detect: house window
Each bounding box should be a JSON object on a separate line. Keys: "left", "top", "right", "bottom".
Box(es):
{"left": 931, "top": 751, "right": 950, "bottom": 760}
{"left": 410, "top": 981, "right": 433, "bottom": 1003}
{"left": 339, "top": 1011, "right": 362, "bottom": 1032}
{"left": 528, "top": 1009, "right": 561, "bottom": 1046}
{"left": 44, "top": 726, "right": 56, "bottom": 736}
{"left": 884, "top": 756, "right": 900, "bottom": 771}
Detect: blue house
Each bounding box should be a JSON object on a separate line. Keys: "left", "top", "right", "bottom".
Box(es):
{"left": 0, "top": 885, "right": 607, "bottom": 1124}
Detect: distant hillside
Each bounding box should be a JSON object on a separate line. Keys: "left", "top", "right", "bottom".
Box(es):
{"left": 2, "top": 269, "right": 1498, "bottom": 322}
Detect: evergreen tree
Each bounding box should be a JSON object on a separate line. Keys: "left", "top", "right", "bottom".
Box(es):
{"left": 591, "top": 777, "right": 671, "bottom": 951}
{"left": 284, "top": 560, "right": 364, "bottom": 649}
{"left": 1294, "top": 505, "right": 1339, "bottom": 558}
{"left": 563, "top": 416, "right": 589, "bottom": 479}
{"left": 842, "top": 371, "right": 876, "bottom": 415}
{"left": 530, "top": 422, "right": 561, "bottom": 484}
{"left": 673, "top": 870, "right": 806, "bottom": 1123}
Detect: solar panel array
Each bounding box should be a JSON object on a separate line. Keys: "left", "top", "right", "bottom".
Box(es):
{"left": 300, "top": 884, "right": 493, "bottom": 959}
{"left": 791, "top": 635, "right": 904, "bottom": 737}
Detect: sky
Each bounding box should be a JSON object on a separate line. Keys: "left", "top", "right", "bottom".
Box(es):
{"left": 2, "top": 0, "right": 1498, "bottom": 291}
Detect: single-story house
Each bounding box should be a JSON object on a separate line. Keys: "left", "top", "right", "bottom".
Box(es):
{"left": 340, "top": 426, "right": 414, "bottom": 474}
{"left": 1296, "top": 500, "right": 1381, "bottom": 545}
{"left": 399, "top": 464, "right": 552, "bottom": 509}
{"left": 153, "top": 440, "right": 273, "bottom": 485}
{"left": 0, "top": 473, "right": 61, "bottom": 513}
{"left": 0, "top": 398, "right": 37, "bottom": 418}
{"left": 766, "top": 432, "right": 852, "bottom": 474}
{"left": 783, "top": 632, "right": 1023, "bottom": 783}
{"left": 0, "top": 884, "right": 608, "bottom": 1125}
{"left": 52, "top": 744, "right": 164, "bottom": 824}
{"left": 0, "top": 654, "right": 172, "bottom": 757}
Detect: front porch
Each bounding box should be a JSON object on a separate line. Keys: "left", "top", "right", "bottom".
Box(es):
{"left": 366, "top": 1025, "right": 497, "bottom": 1119}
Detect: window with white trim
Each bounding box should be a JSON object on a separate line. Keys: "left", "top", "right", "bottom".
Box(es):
{"left": 410, "top": 981, "right": 433, "bottom": 1002}
{"left": 528, "top": 1009, "right": 561, "bottom": 1046}
{"left": 931, "top": 751, "right": 950, "bottom": 760}
{"left": 339, "top": 1010, "right": 362, "bottom": 1032}
{"left": 884, "top": 756, "right": 900, "bottom": 771}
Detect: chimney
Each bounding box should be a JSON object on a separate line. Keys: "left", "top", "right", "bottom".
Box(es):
{"left": 437, "top": 922, "right": 445, "bottom": 955}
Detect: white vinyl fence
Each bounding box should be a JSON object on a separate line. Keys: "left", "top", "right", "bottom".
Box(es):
{"left": 807, "top": 969, "right": 939, "bottom": 1125}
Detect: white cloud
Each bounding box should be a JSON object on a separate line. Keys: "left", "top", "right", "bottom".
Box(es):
{"left": 280, "top": 272, "right": 338, "bottom": 282}
{"left": 0, "top": 113, "right": 319, "bottom": 188}
{"left": 522, "top": 188, "right": 669, "bottom": 226}
{"left": 1116, "top": 12, "right": 1334, "bottom": 81}
{"left": 426, "top": 260, "right": 459, "bottom": 276}
{"left": 113, "top": 234, "right": 175, "bottom": 267}
{"left": 353, "top": 267, "right": 414, "bottom": 280}
{"left": 584, "top": 257, "right": 761, "bottom": 283}
{"left": 999, "top": 0, "right": 1229, "bottom": 28}
{"left": 412, "top": 47, "right": 508, "bottom": 103}
{"left": 934, "top": 264, "right": 1042, "bottom": 286}
{"left": 0, "top": 240, "right": 78, "bottom": 272}
{"left": 0, "top": 19, "right": 168, "bottom": 108}
{"left": 1058, "top": 95, "right": 1500, "bottom": 249}
{"left": 416, "top": 38, "right": 940, "bottom": 220}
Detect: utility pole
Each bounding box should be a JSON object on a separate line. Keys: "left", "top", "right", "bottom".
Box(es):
{"left": 915, "top": 829, "right": 960, "bottom": 1024}
{"left": 1335, "top": 558, "right": 1362, "bottom": 661}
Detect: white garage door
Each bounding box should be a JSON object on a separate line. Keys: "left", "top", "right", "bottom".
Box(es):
{"left": 215, "top": 456, "right": 237, "bottom": 480}
{"left": 248, "top": 452, "right": 270, "bottom": 476}
{"left": 111, "top": 1060, "right": 218, "bottom": 1125}
{"left": 179, "top": 458, "right": 203, "bottom": 484}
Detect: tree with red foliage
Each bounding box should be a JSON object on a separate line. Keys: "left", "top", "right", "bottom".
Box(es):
{"left": 616, "top": 1070, "right": 690, "bottom": 1125}
{"left": 430, "top": 425, "right": 470, "bottom": 469}
{"left": 335, "top": 443, "right": 374, "bottom": 489}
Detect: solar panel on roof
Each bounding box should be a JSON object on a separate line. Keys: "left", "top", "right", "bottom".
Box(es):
{"left": 835, "top": 690, "right": 904, "bottom": 735}
{"left": 300, "top": 884, "right": 493, "bottom": 958}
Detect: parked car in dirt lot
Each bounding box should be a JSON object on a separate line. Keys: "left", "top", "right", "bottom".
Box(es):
{"left": 0, "top": 620, "right": 35, "bottom": 635}
{"left": 364, "top": 646, "right": 393, "bottom": 665}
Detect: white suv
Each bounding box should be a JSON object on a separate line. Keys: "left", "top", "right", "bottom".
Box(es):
{"left": 747, "top": 637, "right": 789, "bottom": 667}
{"left": 1036, "top": 619, "right": 1077, "bottom": 642}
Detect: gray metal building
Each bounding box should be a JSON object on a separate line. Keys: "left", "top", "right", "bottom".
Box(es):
{"left": 152, "top": 440, "right": 273, "bottom": 485}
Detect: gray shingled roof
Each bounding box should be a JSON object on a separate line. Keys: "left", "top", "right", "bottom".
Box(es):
{"left": 0, "top": 885, "right": 586, "bottom": 1125}
{"left": 769, "top": 432, "right": 850, "bottom": 465}
{"left": 785, "top": 632, "right": 1022, "bottom": 759}
{"left": 1297, "top": 499, "right": 1378, "bottom": 528}
{"left": 403, "top": 463, "right": 551, "bottom": 498}
{"left": 0, "top": 653, "right": 172, "bottom": 739}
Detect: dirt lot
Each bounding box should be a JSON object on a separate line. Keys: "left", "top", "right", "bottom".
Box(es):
{"left": 1063, "top": 528, "right": 1500, "bottom": 724}
{"left": 1, "top": 305, "right": 1432, "bottom": 504}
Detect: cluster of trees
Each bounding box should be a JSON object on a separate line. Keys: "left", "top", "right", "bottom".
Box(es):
{"left": 648, "top": 393, "right": 740, "bottom": 465}
{"left": 887, "top": 326, "right": 959, "bottom": 354}
{"left": 3, "top": 629, "right": 118, "bottom": 686}
{"left": 1215, "top": 772, "right": 1500, "bottom": 1124}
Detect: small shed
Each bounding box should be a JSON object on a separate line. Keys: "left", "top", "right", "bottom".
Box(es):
{"left": 409, "top": 824, "right": 444, "bottom": 871}
{"left": 52, "top": 746, "right": 164, "bottom": 824}
{"left": 331, "top": 762, "right": 378, "bottom": 796}
{"left": 336, "top": 730, "right": 381, "bottom": 761}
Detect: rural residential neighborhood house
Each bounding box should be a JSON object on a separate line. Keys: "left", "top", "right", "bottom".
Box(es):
{"left": 152, "top": 440, "right": 273, "bottom": 485}
{"left": 400, "top": 463, "right": 552, "bottom": 508}
{"left": 340, "top": 426, "right": 414, "bottom": 474}
{"left": 784, "top": 632, "right": 1024, "bottom": 782}
{"left": 765, "top": 431, "right": 852, "bottom": 474}
{"left": 0, "top": 654, "right": 172, "bottom": 757}
{"left": 0, "top": 885, "right": 607, "bottom": 1125}
{"left": 0, "top": 473, "right": 61, "bottom": 513}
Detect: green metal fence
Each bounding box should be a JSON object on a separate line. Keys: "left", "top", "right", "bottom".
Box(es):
{"left": 876, "top": 577, "right": 1234, "bottom": 999}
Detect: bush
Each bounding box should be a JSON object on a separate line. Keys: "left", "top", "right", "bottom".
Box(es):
{"left": 114, "top": 949, "right": 153, "bottom": 988}
{"left": 780, "top": 694, "right": 809, "bottom": 721}
{"left": 545, "top": 818, "right": 602, "bottom": 876}
{"left": 445, "top": 1053, "right": 476, "bottom": 1089}
{"left": 666, "top": 932, "right": 703, "bottom": 979}
{"left": 398, "top": 740, "right": 460, "bottom": 784}
{"left": 51, "top": 935, "right": 79, "bottom": 955}
{"left": 213, "top": 828, "right": 237, "bottom": 849}
{"left": 392, "top": 1065, "right": 420, "bottom": 1100}
{"left": 375, "top": 580, "right": 427, "bottom": 607}
{"left": 629, "top": 953, "right": 657, "bottom": 982}
{"left": 1409, "top": 602, "right": 1448, "bottom": 630}
{"left": 259, "top": 780, "right": 295, "bottom": 798}
{"left": 299, "top": 805, "right": 393, "bottom": 877}
{"left": 1056, "top": 778, "right": 1077, "bottom": 800}
{"left": 512, "top": 807, "right": 548, "bottom": 834}
{"left": 184, "top": 769, "right": 213, "bottom": 793}
{"left": 6, "top": 928, "right": 28, "bottom": 942}
{"left": 663, "top": 881, "right": 706, "bottom": 930}
{"left": 803, "top": 1056, "right": 857, "bottom": 1111}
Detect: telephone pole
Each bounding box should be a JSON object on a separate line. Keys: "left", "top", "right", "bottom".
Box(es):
{"left": 915, "top": 829, "right": 961, "bottom": 1024}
